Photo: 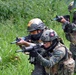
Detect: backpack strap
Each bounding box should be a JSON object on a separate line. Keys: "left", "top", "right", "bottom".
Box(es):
{"left": 61, "top": 47, "right": 68, "bottom": 61}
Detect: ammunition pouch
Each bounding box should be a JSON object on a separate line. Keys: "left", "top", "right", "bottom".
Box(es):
{"left": 63, "top": 57, "right": 75, "bottom": 75}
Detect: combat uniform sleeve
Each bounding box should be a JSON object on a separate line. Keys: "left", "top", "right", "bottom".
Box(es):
{"left": 37, "top": 50, "right": 65, "bottom": 68}
{"left": 62, "top": 21, "right": 76, "bottom": 33}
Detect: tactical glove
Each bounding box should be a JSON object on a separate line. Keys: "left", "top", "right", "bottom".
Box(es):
{"left": 30, "top": 45, "right": 40, "bottom": 57}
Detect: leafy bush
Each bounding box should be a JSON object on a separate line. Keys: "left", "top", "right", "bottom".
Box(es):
{"left": 0, "top": 0, "right": 74, "bottom": 75}
{"left": 0, "top": 0, "right": 71, "bottom": 22}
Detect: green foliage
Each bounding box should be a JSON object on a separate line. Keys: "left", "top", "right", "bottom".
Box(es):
{"left": 0, "top": 0, "right": 72, "bottom": 22}
{"left": 0, "top": 22, "right": 33, "bottom": 75}
{"left": 0, "top": 0, "right": 75, "bottom": 75}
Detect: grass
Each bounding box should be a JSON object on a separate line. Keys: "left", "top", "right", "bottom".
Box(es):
{"left": 0, "top": 21, "right": 34, "bottom": 75}
{"left": 0, "top": 0, "right": 75, "bottom": 75}
{"left": 0, "top": 18, "right": 75, "bottom": 75}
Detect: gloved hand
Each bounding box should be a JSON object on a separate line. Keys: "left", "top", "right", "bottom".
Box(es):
{"left": 30, "top": 45, "right": 40, "bottom": 57}
{"left": 30, "top": 50, "right": 38, "bottom": 57}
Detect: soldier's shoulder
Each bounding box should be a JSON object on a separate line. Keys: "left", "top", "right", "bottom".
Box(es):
{"left": 54, "top": 42, "right": 66, "bottom": 54}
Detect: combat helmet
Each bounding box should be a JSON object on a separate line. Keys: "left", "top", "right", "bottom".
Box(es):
{"left": 27, "top": 18, "right": 45, "bottom": 32}
{"left": 68, "top": 0, "right": 76, "bottom": 23}
{"left": 41, "top": 29, "right": 58, "bottom": 42}
{"left": 68, "top": 1, "right": 74, "bottom": 12}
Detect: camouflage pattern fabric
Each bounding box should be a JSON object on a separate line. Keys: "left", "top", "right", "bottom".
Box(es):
{"left": 62, "top": 20, "right": 76, "bottom": 73}
{"left": 70, "top": 43, "right": 76, "bottom": 72}
{"left": 37, "top": 42, "right": 75, "bottom": 75}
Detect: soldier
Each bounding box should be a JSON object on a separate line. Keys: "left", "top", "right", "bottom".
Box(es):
{"left": 56, "top": 1, "right": 76, "bottom": 72}
{"left": 16, "top": 18, "right": 48, "bottom": 75}
{"left": 33, "top": 29, "right": 75, "bottom": 75}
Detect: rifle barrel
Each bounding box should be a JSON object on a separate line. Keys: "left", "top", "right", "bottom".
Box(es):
{"left": 10, "top": 41, "right": 17, "bottom": 44}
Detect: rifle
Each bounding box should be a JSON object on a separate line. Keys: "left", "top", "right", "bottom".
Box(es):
{"left": 10, "top": 37, "right": 25, "bottom": 44}
{"left": 15, "top": 44, "right": 41, "bottom": 53}
{"left": 10, "top": 36, "right": 31, "bottom": 44}
{"left": 11, "top": 37, "right": 43, "bottom": 53}
{"left": 54, "top": 15, "right": 70, "bottom": 22}
{"left": 54, "top": 0, "right": 76, "bottom": 23}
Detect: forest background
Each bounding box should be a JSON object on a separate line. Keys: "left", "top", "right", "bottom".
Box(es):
{"left": 0, "top": 0, "right": 74, "bottom": 75}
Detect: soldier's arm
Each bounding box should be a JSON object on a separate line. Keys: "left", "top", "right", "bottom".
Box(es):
{"left": 62, "top": 21, "right": 76, "bottom": 33}
{"left": 37, "top": 50, "right": 65, "bottom": 67}
{"left": 58, "top": 16, "right": 76, "bottom": 33}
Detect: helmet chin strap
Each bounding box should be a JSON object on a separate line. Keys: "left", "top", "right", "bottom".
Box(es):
{"left": 41, "top": 39, "right": 59, "bottom": 57}
{"left": 43, "top": 39, "right": 59, "bottom": 53}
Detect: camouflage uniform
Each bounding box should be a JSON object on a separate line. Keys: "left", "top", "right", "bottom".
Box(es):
{"left": 56, "top": 1, "right": 76, "bottom": 72}
{"left": 36, "top": 42, "right": 75, "bottom": 75}
{"left": 61, "top": 16, "right": 76, "bottom": 72}
{"left": 34, "top": 29, "right": 75, "bottom": 75}
{"left": 26, "top": 18, "right": 48, "bottom": 75}
{"left": 29, "top": 42, "right": 46, "bottom": 75}
{"left": 16, "top": 18, "right": 48, "bottom": 75}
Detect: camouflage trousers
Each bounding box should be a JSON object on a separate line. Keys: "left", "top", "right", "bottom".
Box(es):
{"left": 31, "top": 64, "right": 46, "bottom": 75}
{"left": 70, "top": 43, "right": 76, "bottom": 73}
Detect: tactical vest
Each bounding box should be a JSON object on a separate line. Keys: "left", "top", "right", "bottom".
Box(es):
{"left": 44, "top": 42, "right": 75, "bottom": 75}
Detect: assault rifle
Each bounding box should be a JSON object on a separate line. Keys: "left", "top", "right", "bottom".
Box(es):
{"left": 54, "top": 15, "right": 70, "bottom": 22}
{"left": 54, "top": 0, "right": 76, "bottom": 23}
{"left": 15, "top": 44, "right": 42, "bottom": 53}
{"left": 10, "top": 36, "right": 31, "bottom": 44}
{"left": 10, "top": 37, "right": 25, "bottom": 44}
{"left": 11, "top": 37, "right": 43, "bottom": 54}
{"left": 11, "top": 37, "right": 44, "bottom": 64}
